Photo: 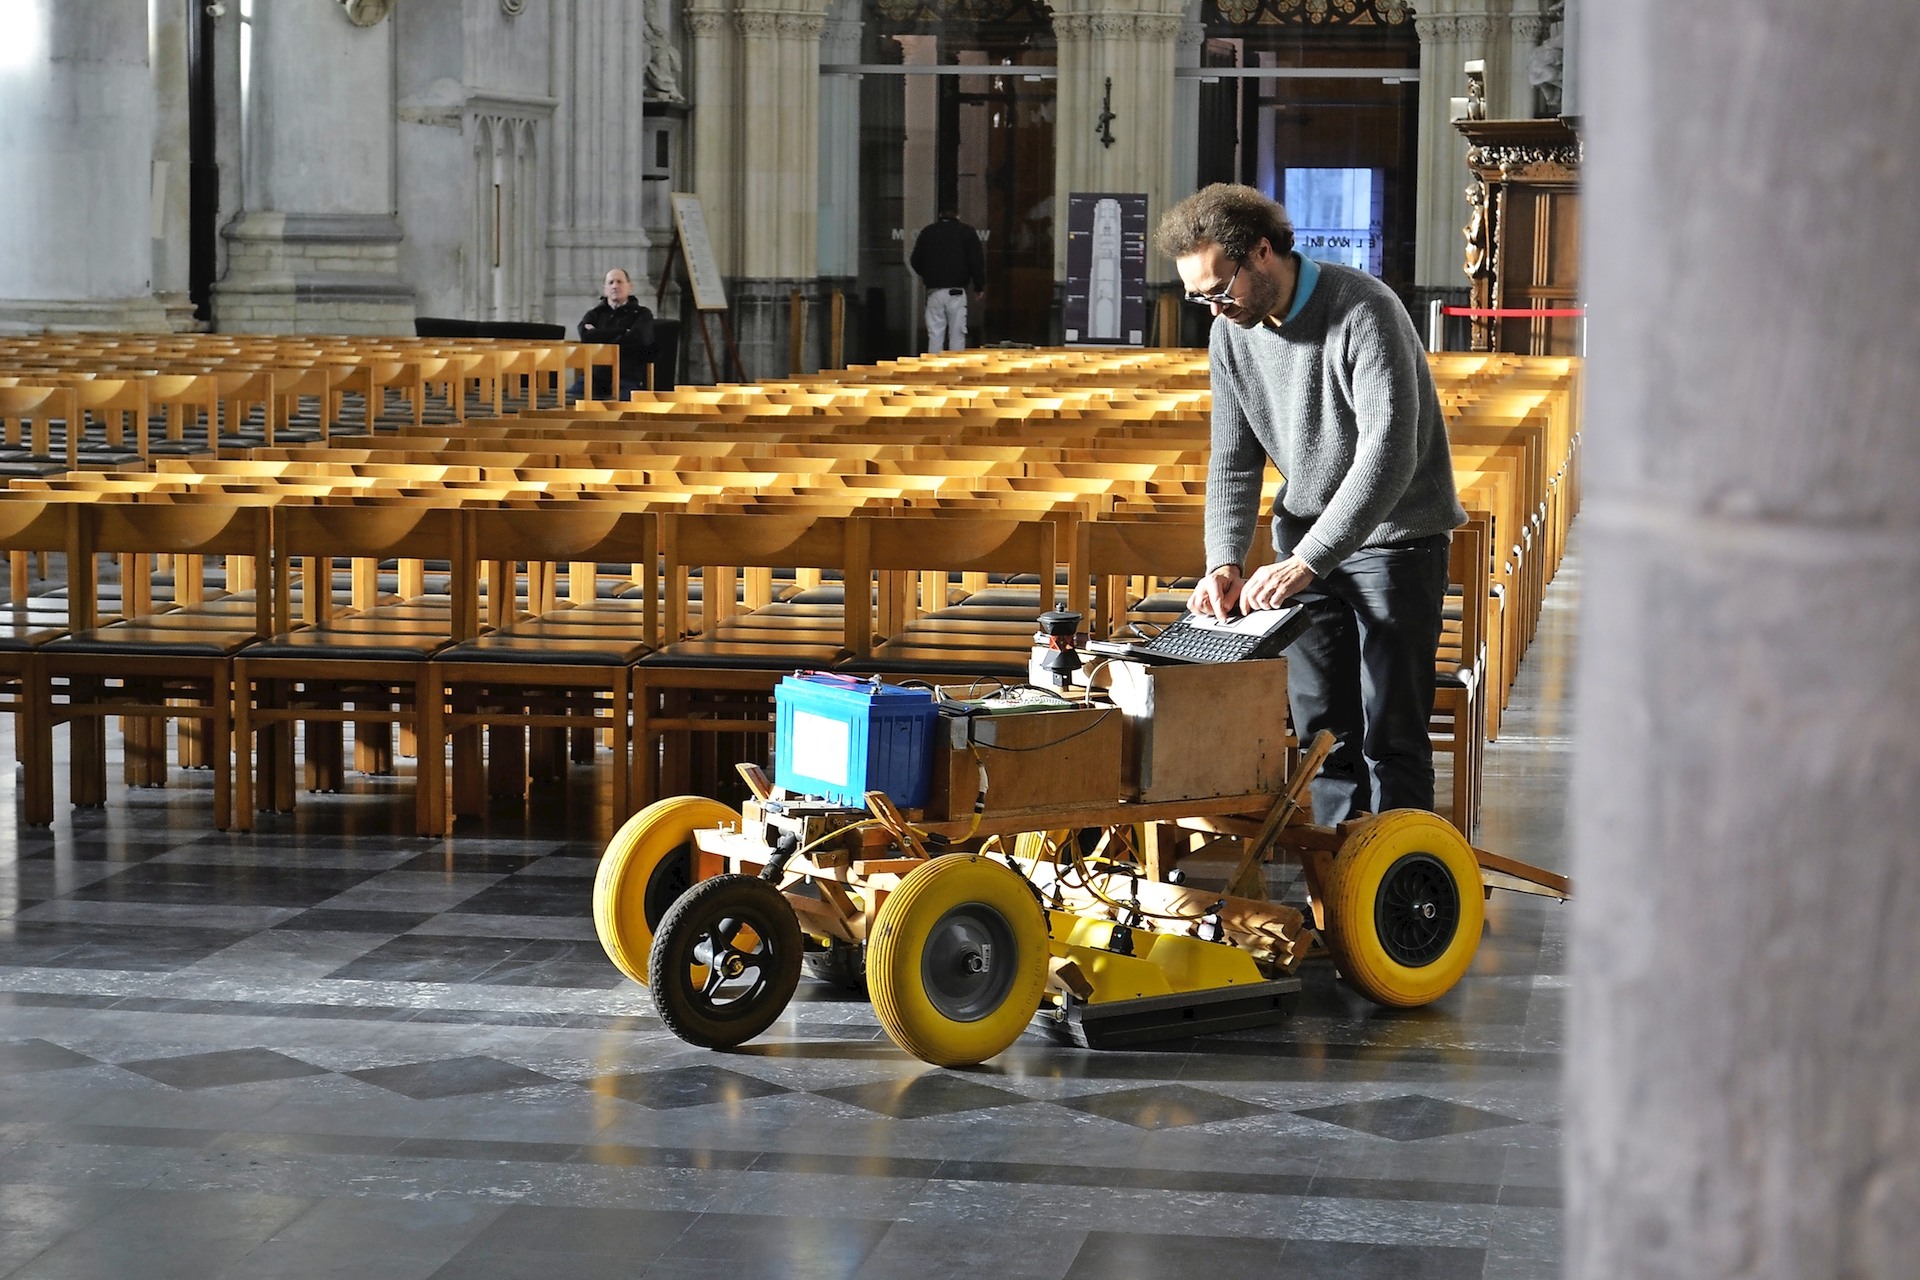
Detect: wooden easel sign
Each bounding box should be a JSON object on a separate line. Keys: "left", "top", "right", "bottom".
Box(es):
{"left": 657, "top": 193, "right": 746, "bottom": 382}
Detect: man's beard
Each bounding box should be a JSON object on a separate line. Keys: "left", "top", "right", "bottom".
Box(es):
{"left": 1222, "top": 267, "right": 1283, "bottom": 329}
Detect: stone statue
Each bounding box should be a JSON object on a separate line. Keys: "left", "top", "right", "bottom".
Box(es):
{"left": 1530, "top": 21, "right": 1567, "bottom": 117}
{"left": 645, "top": 0, "right": 686, "bottom": 104}
{"left": 1463, "top": 183, "right": 1490, "bottom": 280}
{"left": 338, "top": 0, "right": 395, "bottom": 26}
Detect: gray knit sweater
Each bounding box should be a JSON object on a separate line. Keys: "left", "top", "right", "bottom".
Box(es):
{"left": 1205, "top": 260, "right": 1466, "bottom": 578}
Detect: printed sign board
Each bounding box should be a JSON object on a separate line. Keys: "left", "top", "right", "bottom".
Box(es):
{"left": 670, "top": 192, "right": 729, "bottom": 312}
{"left": 1062, "top": 192, "right": 1148, "bottom": 346}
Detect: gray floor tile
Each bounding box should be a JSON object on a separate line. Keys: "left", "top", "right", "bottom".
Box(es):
{"left": 853, "top": 1222, "right": 1082, "bottom": 1280}
{"left": 272, "top": 908, "right": 437, "bottom": 934}
{"left": 4, "top": 1188, "right": 315, "bottom": 1280}
{"left": 1294, "top": 1094, "right": 1527, "bottom": 1142}
{"left": 585, "top": 1064, "right": 793, "bottom": 1110}
{"left": 347, "top": 1055, "right": 562, "bottom": 1100}
{"left": 457, "top": 1203, "right": 699, "bottom": 1258}
{"left": 816, "top": 1073, "right": 1034, "bottom": 1119}
{"left": 0, "top": 1038, "right": 100, "bottom": 1074}
{"left": 1065, "top": 1230, "right": 1282, "bottom": 1280}
{"left": 1055, "top": 1083, "right": 1271, "bottom": 1130}
{"left": 116, "top": 1048, "right": 333, "bottom": 1091}
{"left": 1276, "top": 1238, "right": 1487, "bottom": 1278}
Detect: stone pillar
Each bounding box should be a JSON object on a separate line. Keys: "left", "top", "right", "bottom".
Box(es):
{"left": 215, "top": 0, "right": 412, "bottom": 334}
{"left": 0, "top": 0, "right": 168, "bottom": 333}
{"left": 1169, "top": 0, "right": 1206, "bottom": 210}
{"left": 1412, "top": 0, "right": 1540, "bottom": 290}
{"left": 1570, "top": 3, "right": 1920, "bottom": 1279}
{"left": 816, "top": 0, "right": 860, "bottom": 282}
{"left": 1506, "top": 0, "right": 1546, "bottom": 120}
{"left": 149, "top": 0, "right": 198, "bottom": 331}
{"left": 547, "top": 0, "right": 651, "bottom": 333}
{"left": 681, "top": 0, "right": 830, "bottom": 381}
{"left": 1051, "top": 0, "right": 1184, "bottom": 293}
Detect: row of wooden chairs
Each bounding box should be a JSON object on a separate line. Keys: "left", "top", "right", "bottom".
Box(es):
{"left": 0, "top": 346, "right": 1579, "bottom": 843}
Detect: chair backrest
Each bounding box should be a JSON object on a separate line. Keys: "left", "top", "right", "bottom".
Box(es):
{"left": 468, "top": 505, "right": 657, "bottom": 634}
{"left": 1075, "top": 518, "right": 1205, "bottom": 637}
{"left": 72, "top": 501, "right": 273, "bottom": 635}
{"left": 272, "top": 504, "right": 467, "bottom": 636}
{"left": 658, "top": 511, "right": 860, "bottom": 648}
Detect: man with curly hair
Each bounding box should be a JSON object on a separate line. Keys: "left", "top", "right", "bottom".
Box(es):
{"left": 1157, "top": 183, "right": 1466, "bottom": 825}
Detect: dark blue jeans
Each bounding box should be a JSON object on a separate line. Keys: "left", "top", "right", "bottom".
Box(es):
{"left": 1278, "top": 528, "right": 1452, "bottom": 825}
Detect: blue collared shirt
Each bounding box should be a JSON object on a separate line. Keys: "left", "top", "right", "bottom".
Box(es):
{"left": 1279, "top": 252, "right": 1319, "bottom": 326}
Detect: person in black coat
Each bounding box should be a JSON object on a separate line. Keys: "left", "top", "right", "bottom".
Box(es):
{"left": 909, "top": 210, "right": 986, "bottom": 352}
{"left": 572, "top": 268, "right": 656, "bottom": 401}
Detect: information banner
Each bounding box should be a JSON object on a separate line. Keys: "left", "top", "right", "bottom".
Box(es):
{"left": 670, "top": 192, "right": 729, "bottom": 312}
{"left": 1062, "top": 192, "right": 1148, "bottom": 346}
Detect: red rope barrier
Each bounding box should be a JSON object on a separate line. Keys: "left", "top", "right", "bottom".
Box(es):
{"left": 1441, "top": 306, "right": 1586, "bottom": 318}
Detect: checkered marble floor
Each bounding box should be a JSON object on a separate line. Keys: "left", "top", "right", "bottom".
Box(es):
{"left": 0, "top": 560, "right": 1579, "bottom": 1280}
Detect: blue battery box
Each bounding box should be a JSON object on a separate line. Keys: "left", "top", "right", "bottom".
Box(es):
{"left": 774, "top": 673, "right": 939, "bottom": 809}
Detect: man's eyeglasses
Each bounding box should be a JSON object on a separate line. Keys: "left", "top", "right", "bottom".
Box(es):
{"left": 1184, "top": 263, "right": 1242, "bottom": 308}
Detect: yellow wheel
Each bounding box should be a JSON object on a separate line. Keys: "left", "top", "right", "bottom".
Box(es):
{"left": 868, "top": 854, "right": 1049, "bottom": 1067}
{"left": 1321, "top": 809, "right": 1485, "bottom": 1008}
{"left": 592, "top": 795, "right": 738, "bottom": 985}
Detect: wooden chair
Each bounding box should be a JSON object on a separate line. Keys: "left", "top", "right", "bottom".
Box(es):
{"left": 436, "top": 506, "right": 656, "bottom": 823}
{"left": 0, "top": 386, "right": 81, "bottom": 471}
{"left": 35, "top": 501, "right": 274, "bottom": 829}
{"left": 234, "top": 504, "right": 467, "bottom": 834}
{"left": 633, "top": 512, "right": 864, "bottom": 805}
{"left": 1433, "top": 518, "right": 1488, "bottom": 838}
{"left": 0, "top": 500, "right": 76, "bottom": 824}
{"left": 836, "top": 515, "right": 1057, "bottom": 683}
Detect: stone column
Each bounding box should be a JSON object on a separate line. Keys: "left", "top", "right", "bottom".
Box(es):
{"left": 1412, "top": 0, "right": 1541, "bottom": 290}
{"left": 1050, "top": 0, "right": 1185, "bottom": 295}
{"left": 816, "top": 0, "right": 861, "bottom": 285}
{"left": 679, "top": 0, "right": 829, "bottom": 380}
{"left": 1570, "top": 3, "right": 1920, "bottom": 1279}
{"left": 215, "top": 0, "right": 412, "bottom": 334}
{"left": 1169, "top": 0, "right": 1206, "bottom": 210}
{"left": 150, "top": 0, "right": 197, "bottom": 331}
{"left": 0, "top": 0, "right": 168, "bottom": 333}
{"left": 546, "top": 0, "right": 651, "bottom": 332}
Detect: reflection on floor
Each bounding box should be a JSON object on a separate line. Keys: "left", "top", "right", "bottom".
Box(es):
{"left": 0, "top": 555, "right": 1579, "bottom": 1280}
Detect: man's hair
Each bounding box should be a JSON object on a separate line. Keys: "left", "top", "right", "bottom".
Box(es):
{"left": 1155, "top": 184, "right": 1295, "bottom": 263}
{"left": 606, "top": 267, "right": 632, "bottom": 284}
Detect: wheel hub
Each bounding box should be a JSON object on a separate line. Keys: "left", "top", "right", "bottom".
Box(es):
{"left": 1373, "top": 852, "right": 1461, "bottom": 967}
{"left": 921, "top": 904, "right": 1016, "bottom": 1023}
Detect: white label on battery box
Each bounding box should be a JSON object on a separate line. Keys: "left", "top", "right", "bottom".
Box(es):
{"left": 790, "top": 710, "right": 851, "bottom": 786}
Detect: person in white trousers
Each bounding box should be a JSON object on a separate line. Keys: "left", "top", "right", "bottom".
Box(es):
{"left": 910, "top": 210, "right": 986, "bottom": 353}
{"left": 925, "top": 287, "right": 969, "bottom": 353}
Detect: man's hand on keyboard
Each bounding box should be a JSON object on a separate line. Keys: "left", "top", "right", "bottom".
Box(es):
{"left": 1189, "top": 565, "right": 1244, "bottom": 620}
{"left": 1240, "top": 556, "right": 1317, "bottom": 612}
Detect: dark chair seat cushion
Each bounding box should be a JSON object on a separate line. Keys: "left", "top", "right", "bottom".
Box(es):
{"left": 0, "top": 607, "right": 68, "bottom": 650}
{"left": 241, "top": 630, "right": 450, "bottom": 662}
{"left": 924, "top": 604, "right": 1044, "bottom": 622}
{"left": 837, "top": 644, "right": 1029, "bottom": 677}
{"left": 639, "top": 640, "right": 848, "bottom": 670}
{"left": 954, "top": 587, "right": 1065, "bottom": 609}
{"left": 441, "top": 631, "right": 651, "bottom": 666}
{"left": 46, "top": 624, "right": 258, "bottom": 658}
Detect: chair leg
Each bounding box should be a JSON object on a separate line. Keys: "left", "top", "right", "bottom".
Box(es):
{"left": 451, "top": 686, "right": 484, "bottom": 818}
{"left": 70, "top": 680, "right": 105, "bottom": 809}
{"left": 306, "top": 710, "right": 344, "bottom": 793}
{"left": 234, "top": 662, "right": 254, "bottom": 830}
{"left": 612, "top": 671, "right": 631, "bottom": 822}
{"left": 212, "top": 670, "right": 231, "bottom": 832}
{"left": 271, "top": 685, "right": 296, "bottom": 812}
{"left": 24, "top": 657, "right": 51, "bottom": 826}
{"left": 488, "top": 716, "right": 526, "bottom": 800}
{"left": 355, "top": 710, "right": 394, "bottom": 776}
{"left": 415, "top": 668, "right": 443, "bottom": 837}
